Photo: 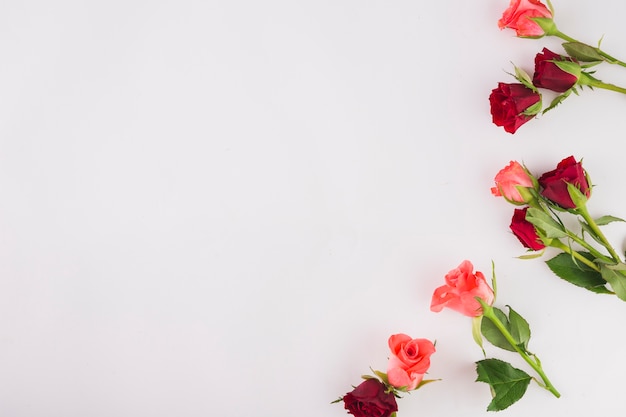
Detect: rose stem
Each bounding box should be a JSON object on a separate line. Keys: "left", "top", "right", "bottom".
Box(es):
{"left": 551, "top": 241, "right": 603, "bottom": 272}
{"left": 553, "top": 31, "right": 626, "bottom": 68}
{"left": 478, "top": 300, "right": 561, "bottom": 398}
{"left": 576, "top": 204, "right": 622, "bottom": 263}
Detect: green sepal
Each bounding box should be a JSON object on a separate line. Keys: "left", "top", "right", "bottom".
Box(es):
{"left": 552, "top": 60, "right": 581, "bottom": 79}
{"left": 542, "top": 89, "right": 572, "bottom": 114}
{"left": 473, "top": 316, "right": 486, "bottom": 356}
{"left": 545, "top": 252, "right": 612, "bottom": 294}
{"left": 522, "top": 99, "right": 543, "bottom": 117}
{"left": 528, "top": 17, "right": 557, "bottom": 37}
{"left": 562, "top": 42, "right": 605, "bottom": 62}
{"left": 599, "top": 262, "right": 626, "bottom": 301}
{"left": 525, "top": 207, "right": 567, "bottom": 238}
{"left": 566, "top": 182, "right": 588, "bottom": 209}
{"left": 414, "top": 378, "right": 441, "bottom": 390}
{"left": 594, "top": 215, "right": 625, "bottom": 225}
{"left": 517, "top": 249, "right": 545, "bottom": 260}
{"left": 513, "top": 65, "right": 536, "bottom": 90}
{"left": 475, "top": 358, "right": 532, "bottom": 411}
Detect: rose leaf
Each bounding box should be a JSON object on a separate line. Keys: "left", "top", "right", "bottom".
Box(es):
{"left": 475, "top": 358, "right": 532, "bottom": 411}
{"left": 545, "top": 252, "right": 612, "bottom": 294}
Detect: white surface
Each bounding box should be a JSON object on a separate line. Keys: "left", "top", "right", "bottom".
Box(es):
{"left": 1, "top": 1, "right": 626, "bottom": 416}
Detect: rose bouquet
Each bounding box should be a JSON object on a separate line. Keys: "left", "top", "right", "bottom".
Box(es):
{"left": 492, "top": 156, "right": 626, "bottom": 300}
{"left": 431, "top": 260, "right": 559, "bottom": 411}
{"left": 490, "top": 0, "right": 626, "bottom": 133}
{"left": 334, "top": 334, "right": 438, "bottom": 417}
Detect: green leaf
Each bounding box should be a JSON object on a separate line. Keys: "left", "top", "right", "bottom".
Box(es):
{"left": 481, "top": 306, "right": 531, "bottom": 352}
{"left": 507, "top": 306, "right": 531, "bottom": 351}
{"left": 476, "top": 359, "right": 532, "bottom": 411}
{"left": 481, "top": 308, "right": 516, "bottom": 352}
{"left": 600, "top": 263, "right": 626, "bottom": 301}
{"left": 595, "top": 215, "right": 626, "bottom": 225}
{"left": 545, "top": 252, "right": 612, "bottom": 294}
{"left": 562, "top": 41, "right": 605, "bottom": 62}
{"left": 525, "top": 207, "right": 567, "bottom": 238}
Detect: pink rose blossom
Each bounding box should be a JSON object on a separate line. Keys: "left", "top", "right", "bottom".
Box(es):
{"left": 387, "top": 334, "right": 435, "bottom": 390}
{"left": 430, "top": 260, "right": 495, "bottom": 317}
{"left": 498, "top": 0, "right": 553, "bottom": 38}
{"left": 491, "top": 161, "right": 534, "bottom": 203}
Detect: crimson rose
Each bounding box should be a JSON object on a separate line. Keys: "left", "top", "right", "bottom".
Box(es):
{"left": 489, "top": 83, "right": 541, "bottom": 133}
{"left": 533, "top": 48, "right": 579, "bottom": 92}
{"left": 510, "top": 207, "right": 545, "bottom": 250}
{"left": 343, "top": 379, "right": 398, "bottom": 417}
{"left": 538, "top": 156, "right": 590, "bottom": 209}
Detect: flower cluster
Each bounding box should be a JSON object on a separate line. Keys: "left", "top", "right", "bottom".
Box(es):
{"left": 492, "top": 156, "right": 626, "bottom": 299}
{"left": 335, "top": 334, "right": 437, "bottom": 417}
{"left": 490, "top": 0, "right": 626, "bottom": 133}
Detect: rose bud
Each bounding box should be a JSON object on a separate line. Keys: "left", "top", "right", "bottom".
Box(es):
{"left": 489, "top": 83, "right": 542, "bottom": 134}
{"left": 533, "top": 48, "right": 581, "bottom": 92}
{"left": 538, "top": 156, "right": 590, "bottom": 209}
{"left": 491, "top": 160, "right": 536, "bottom": 204}
{"left": 510, "top": 207, "right": 546, "bottom": 250}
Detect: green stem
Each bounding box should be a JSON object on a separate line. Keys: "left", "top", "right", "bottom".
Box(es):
{"left": 577, "top": 204, "right": 622, "bottom": 263}
{"left": 479, "top": 303, "right": 561, "bottom": 398}
{"left": 563, "top": 230, "right": 614, "bottom": 264}
{"left": 585, "top": 78, "right": 626, "bottom": 94}
{"left": 554, "top": 31, "right": 626, "bottom": 68}
{"left": 551, "top": 240, "right": 602, "bottom": 272}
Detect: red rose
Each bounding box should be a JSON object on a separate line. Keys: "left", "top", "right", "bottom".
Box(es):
{"left": 343, "top": 379, "right": 398, "bottom": 417}
{"left": 538, "top": 156, "right": 590, "bottom": 209}
{"left": 533, "top": 48, "right": 580, "bottom": 92}
{"left": 498, "top": 0, "right": 553, "bottom": 38}
{"left": 489, "top": 83, "right": 541, "bottom": 134}
{"left": 510, "top": 207, "right": 545, "bottom": 250}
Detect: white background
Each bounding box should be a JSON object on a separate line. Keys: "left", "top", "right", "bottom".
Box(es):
{"left": 1, "top": 1, "right": 626, "bottom": 416}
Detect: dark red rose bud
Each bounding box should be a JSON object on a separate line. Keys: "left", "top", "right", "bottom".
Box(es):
{"left": 533, "top": 48, "right": 580, "bottom": 93}
{"left": 343, "top": 379, "right": 398, "bottom": 417}
{"left": 510, "top": 207, "right": 545, "bottom": 250}
{"left": 538, "top": 156, "right": 590, "bottom": 209}
{"left": 489, "top": 83, "right": 541, "bottom": 134}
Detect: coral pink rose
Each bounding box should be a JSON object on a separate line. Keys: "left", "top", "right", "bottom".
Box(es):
{"left": 343, "top": 379, "right": 398, "bottom": 417}
{"left": 491, "top": 160, "right": 534, "bottom": 203}
{"left": 498, "top": 0, "right": 553, "bottom": 38}
{"left": 538, "top": 156, "right": 590, "bottom": 209}
{"left": 387, "top": 334, "right": 435, "bottom": 390}
{"left": 510, "top": 207, "right": 545, "bottom": 250}
{"left": 430, "top": 260, "right": 495, "bottom": 317}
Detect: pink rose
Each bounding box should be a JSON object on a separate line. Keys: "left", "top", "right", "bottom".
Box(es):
{"left": 430, "top": 260, "right": 495, "bottom": 317}
{"left": 387, "top": 334, "right": 435, "bottom": 390}
{"left": 491, "top": 161, "right": 534, "bottom": 203}
{"left": 498, "top": 0, "right": 553, "bottom": 38}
